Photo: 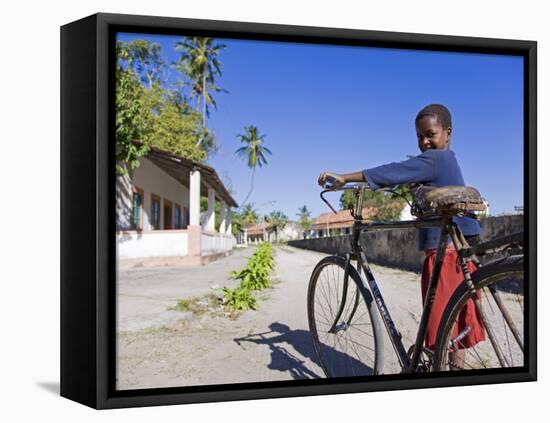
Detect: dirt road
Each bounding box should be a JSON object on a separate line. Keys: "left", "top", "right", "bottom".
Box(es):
{"left": 117, "top": 245, "right": 428, "bottom": 389}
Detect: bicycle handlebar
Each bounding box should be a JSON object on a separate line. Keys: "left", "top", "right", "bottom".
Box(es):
{"left": 320, "top": 183, "right": 369, "bottom": 215}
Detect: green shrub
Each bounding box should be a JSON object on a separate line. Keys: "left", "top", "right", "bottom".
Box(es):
{"left": 174, "top": 298, "right": 192, "bottom": 312}
{"left": 221, "top": 286, "right": 257, "bottom": 311}
{"left": 230, "top": 242, "right": 274, "bottom": 290}
{"left": 223, "top": 242, "right": 275, "bottom": 313}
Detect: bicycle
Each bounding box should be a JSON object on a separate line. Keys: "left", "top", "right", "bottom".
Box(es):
{"left": 307, "top": 182, "right": 524, "bottom": 376}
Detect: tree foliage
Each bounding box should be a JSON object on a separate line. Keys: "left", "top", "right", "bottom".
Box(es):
{"left": 119, "top": 39, "right": 165, "bottom": 88}
{"left": 235, "top": 126, "right": 272, "bottom": 207}
{"left": 231, "top": 203, "right": 260, "bottom": 236}
{"left": 266, "top": 211, "right": 288, "bottom": 241}
{"left": 152, "top": 99, "right": 213, "bottom": 161}
{"left": 175, "top": 37, "right": 227, "bottom": 123}
{"left": 339, "top": 189, "right": 406, "bottom": 222}
{"left": 115, "top": 39, "right": 220, "bottom": 175}
{"left": 115, "top": 58, "right": 154, "bottom": 175}
{"left": 297, "top": 205, "right": 313, "bottom": 231}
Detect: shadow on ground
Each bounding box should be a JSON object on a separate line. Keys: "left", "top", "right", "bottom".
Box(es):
{"left": 36, "top": 381, "right": 60, "bottom": 396}
{"left": 234, "top": 322, "right": 373, "bottom": 379}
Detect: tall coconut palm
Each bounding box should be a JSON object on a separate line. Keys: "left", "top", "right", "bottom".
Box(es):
{"left": 297, "top": 205, "right": 313, "bottom": 238}
{"left": 241, "top": 203, "right": 259, "bottom": 225}
{"left": 175, "top": 37, "right": 226, "bottom": 146}
{"left": 235, "top": 125, "right": 272, "bottom": 208}
{"left": 266, "top": 211, "right": 288, "bottom": 242}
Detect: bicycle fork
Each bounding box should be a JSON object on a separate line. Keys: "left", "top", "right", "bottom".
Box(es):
{"left": 327, "top": 253, "right": 360, "bottom": 334}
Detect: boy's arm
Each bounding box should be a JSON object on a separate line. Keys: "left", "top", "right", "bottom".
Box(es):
{"left": 318, "top": 151, "right": 436, "bottom": 189}
{"left": 318, "top": 171, "right": 365, "bottom": 188}
{"left": 362, "top": 152, "right": 435, "bottom": 189}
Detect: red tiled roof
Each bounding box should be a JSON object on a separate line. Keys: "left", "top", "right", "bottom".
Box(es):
{"left": 243, "top": 221, "right": 274, "bottom": 236}
{"left": 311, "top": 207, "right": 378, "bottom": 230}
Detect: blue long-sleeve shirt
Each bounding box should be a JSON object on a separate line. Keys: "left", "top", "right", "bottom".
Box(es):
{"left": 362, "top": 149, "right": 480, "bottom": 251}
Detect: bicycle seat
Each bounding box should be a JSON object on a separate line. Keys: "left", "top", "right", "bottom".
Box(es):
{"left": 413, "top": 186, "right": 486, "bottom": 215}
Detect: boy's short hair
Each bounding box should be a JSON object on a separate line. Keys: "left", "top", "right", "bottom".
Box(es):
{"left": 415, "top": 104, "right": 452, "bottom": 129}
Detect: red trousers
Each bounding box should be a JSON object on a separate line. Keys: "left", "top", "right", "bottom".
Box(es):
{"left": 421, "top": 247, "right": 486, "bottom": 350}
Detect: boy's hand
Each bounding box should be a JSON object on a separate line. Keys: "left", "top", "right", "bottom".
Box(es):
{"left": 318, "top": 172, "right": 346, "bottom": 189}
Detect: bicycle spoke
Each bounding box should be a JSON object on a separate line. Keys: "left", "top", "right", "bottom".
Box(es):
{"left": 338, "top": 334, "right": 376, "bottom": 353}
{"left": 347, "top": 324, "right": 374, "bottom": 338}
{"left": 436, "top": 268, "right": 524, "bottom": 372}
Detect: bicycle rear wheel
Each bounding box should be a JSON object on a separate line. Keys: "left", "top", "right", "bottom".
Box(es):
{"left": 433, "top": 255, "right": 524, "bottom": 371}
{"left": 307, "top": 255, "right": 383, "bottom": 377}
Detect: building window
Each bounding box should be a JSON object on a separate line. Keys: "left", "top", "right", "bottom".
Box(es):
{"left": 174, "top": 204, "right": 182, "bottom": 229}
{"left": 151, "top": 193, "right": 161, "bottom": 230}
{"left": 163, "top": 199, "right": 173, "bottom": 230}
{"left": 183, "top": 206, "right": 189, "bottom": 228}
{"left": 131, "top": 187, "right": 144, "bottom": 230}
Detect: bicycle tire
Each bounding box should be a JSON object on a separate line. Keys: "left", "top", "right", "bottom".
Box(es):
{"left": 307, "top": 255, "right": 384, "bottom": 377}
{"left": 433, "top": 255, "right": 524, "bottom": 371}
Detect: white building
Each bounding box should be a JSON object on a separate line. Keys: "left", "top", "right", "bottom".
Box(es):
{"left": 240, "top": 220, "right": 303, "bottom": 245}
{"left": 116, "top": 146, "right": 238, "bottom": 267}
{"left": 277, "top": 221, "right": 303, "bottom": 241}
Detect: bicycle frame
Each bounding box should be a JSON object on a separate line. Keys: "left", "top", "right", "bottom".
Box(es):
{"left": 320, "top": 184, "right": 523, "bottom": 373}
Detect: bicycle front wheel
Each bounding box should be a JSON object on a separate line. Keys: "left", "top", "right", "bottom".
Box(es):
{"left": 433, "top": 255, "right": 524, "bottom": 371}
{"left": 307, "top": 255, "right": 383, "bottom": 378}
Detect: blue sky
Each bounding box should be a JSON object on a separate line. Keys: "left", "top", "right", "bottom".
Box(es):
{"left": 118, "top": 33, "right": 524, "bottom": 219}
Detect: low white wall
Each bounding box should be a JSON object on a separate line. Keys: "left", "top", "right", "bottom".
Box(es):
{"left": 201, "top": 232, "right": 235, "bottom": 255}
{"left": 117, "top": 230, "right": 188, "bottom": 259}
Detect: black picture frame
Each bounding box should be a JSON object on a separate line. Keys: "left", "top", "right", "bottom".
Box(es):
{"left": 60, "top": 12, "right": 537, "bottom": 409}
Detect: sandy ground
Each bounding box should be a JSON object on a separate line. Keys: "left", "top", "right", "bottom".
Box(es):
{"left": 116, "top": 245, "right": 523, "bottom": 390}
{"left": 116, "top": 245, "right": 425, "bottom": 389}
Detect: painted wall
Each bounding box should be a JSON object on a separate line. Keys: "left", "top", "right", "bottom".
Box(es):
{"left": 288, "top": 215, "right": 524, "bottom": 272}
{"left": 201, "top": 233, "right": 235, "bottom": 255}
{"left": 277, "top": 222, "right": 304, "bottom": 241}
{"left": 117, "top": 231, "right": 189, "bottom": 258}
{"left": 116, "top": 158, "right": 190, "bottom": 232}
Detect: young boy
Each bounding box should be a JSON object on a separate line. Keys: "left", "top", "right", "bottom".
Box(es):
{"left": 317, "top": 104, "right": 485, "bottom": 369}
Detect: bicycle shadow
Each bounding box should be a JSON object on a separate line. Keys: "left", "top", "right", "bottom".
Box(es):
{"left": 233, "top": 322, "right": 374, "bottom": 380}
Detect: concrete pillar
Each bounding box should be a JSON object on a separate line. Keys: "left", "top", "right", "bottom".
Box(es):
{"left": 206, "top": 188, "right": 216, "bottom": 231}
{"left": 219, "top": 201, "right": 227, "bottom": 234}
{"left": 244, "top": 229, "right": 248, "bottom": 246}
{"left": 189, "top": 169, "right": 201, "bottom": 226}
{"left": 226, "top": 209, "right": 232, "bottom": 235}
{"left": 188, "top": 169, "right": 202, "bottom": 265}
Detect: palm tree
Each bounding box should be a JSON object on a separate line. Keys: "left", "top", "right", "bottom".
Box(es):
{"left": 297, "top": 205, "right": 313, "bottom": 238}
{"left": 235, "top": 126, "right": 272, "bottom": 208}
{"left": 175, "top": 37, "right": 226, "bottom": 146}
{"left": 232, "top": 203, "right": 259, "bottom": 243}
{"left": 241, "top": 203, "right": 259, "bottom": 225}
{"left": 266, "top": 211, "right": 288, "bottom": 242}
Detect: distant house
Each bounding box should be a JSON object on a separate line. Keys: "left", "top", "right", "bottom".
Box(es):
{"left": 241, "top": 221, "right": 274, "bottom": 245}
{"left": 240, "top": 220, "right": 303, "bottom": 245}
{"left": 277, "top": 221, "right": 303, "bottom": 241}
{"left": 310, "top": 207, "right": 378, "bottom": 238}
{"left": 116, "top": 146, "right": 238, "bottom": 267}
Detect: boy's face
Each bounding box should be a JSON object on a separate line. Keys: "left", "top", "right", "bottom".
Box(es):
{"left": 416, "top": 115, "right": 451, "bottom": 152}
